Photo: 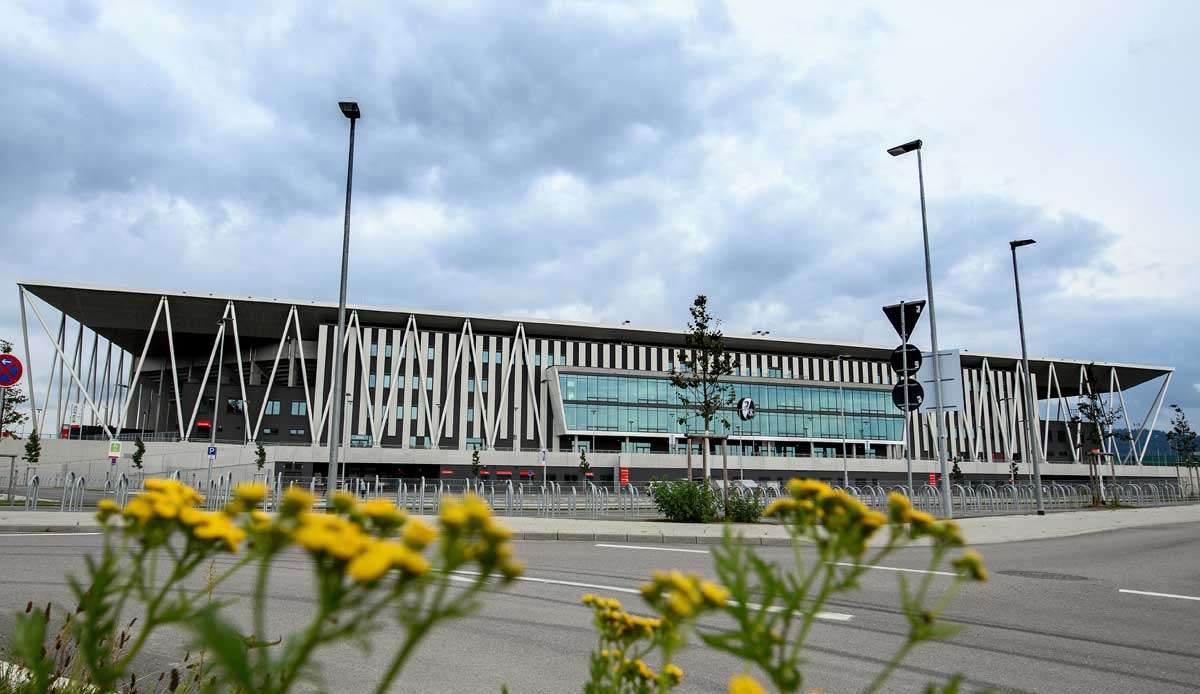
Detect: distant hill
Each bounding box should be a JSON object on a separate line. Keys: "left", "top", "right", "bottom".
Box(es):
{"left": 1114, "top": 429, "right": 1179, "bottom": 461}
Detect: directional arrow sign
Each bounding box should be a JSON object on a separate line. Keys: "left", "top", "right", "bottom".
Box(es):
{"left": 882, "top": 300, "right": 927, "bottom": 342}
{"left": 890, "top": 344, "right": 923, "bottom": 375}
{"left": 0, "top": 354, "right": 23, "bottom": 388}
{"left": 892, "top": 378, "right": 924, "bottom": 412}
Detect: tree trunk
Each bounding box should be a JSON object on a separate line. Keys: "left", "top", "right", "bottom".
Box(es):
{"left": 686, "top": 439, "right": 693, "bottom": 481}
{"left": 702, "top": 434, "right": 710, "bottom": 480}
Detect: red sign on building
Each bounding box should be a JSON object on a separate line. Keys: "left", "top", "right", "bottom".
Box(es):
{"left": 619, "top": 467, "right": 630, "bottom": 486}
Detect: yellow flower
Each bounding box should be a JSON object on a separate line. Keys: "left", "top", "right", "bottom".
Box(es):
{"left": 281, "top": 487, "right": 315, "bottom": 515}
{"left": 294, "top": 524, "right": 336, "bottom": 553}
{"left": 401, "top": 517, "right": 438, "bottom": 549}
{"left": 633, "top": 659, "right": 656, "bottom": 681}
{"left": 887, "top": 491, "right": 913, "bottom": 523}
{"left": 123, "top": 497, "right": 153, "bottom": 524}
{"left": 664, "top": 663, "right": 683, "bottom": 684}
{"left": 234, "top": 482, "right": 268, "bottom": 505}
{"left": 952, "top": 549, "right": 988, "bottom": 581}
{"left": 347, "top": 542, "right": 393, "bottom": 583}
{"left": 144, "top": 478, "right": 171, "bottom": 492}
{"left": 96, "top": 499, "right": 120, "bottom": 521}
{"left": 763, "top": 498, "right": 797, "bottom": 517}
{"left": 439, "top": 499, "right": 468, "bottom": 530}
{"left": 362, "top": 498, "right": 400, "bottom": 519}
{"left": 788, "top": 478, "right": 832, "bottom": 501}
{"left": 250, "top": 510, "right": 272, "bottom": 531}
{"left": 729, "top": 673, "right": 766, "bottom": 694}
{"left": 861, "top": 510, "right": 887, "bottom": 535}
{"left": 331, "top": 491, "right": 357, "bottom": 513}
{"left": 499, "top": 559, "right": 524, "bottom": 580}
{"left": 667, "top": 591, "right": 694, "bottom": 619}
{"left": 700, "top": 580, "right": 730, "bottom": 607}
{"left": 909, "top": 510, "right": 936, "bottom": 535}
{"left": 179, "top": 507, "right": 207, "bottom": 527}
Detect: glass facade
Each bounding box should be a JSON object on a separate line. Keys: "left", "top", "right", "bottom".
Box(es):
{"left": 559, "top": 373, "right": 903, "bottom": 441}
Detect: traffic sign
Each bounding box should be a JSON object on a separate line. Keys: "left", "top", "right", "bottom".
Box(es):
{"left": 890, "top": 344, "right": 922, "bottom": 375}
{"left": 108, "top": 441, "right": 122, "bottom": 460}
{"left": 892, "top": 378, "right": 924, "bottom": 412}
{"left": 0, "top": 354, "right": 23, "bottom": 389}
{"left": 882, "top": 300, "right": 926, "bottom": 342}
{"left": 207, "top": 445, "right": 217, "bottom": 460}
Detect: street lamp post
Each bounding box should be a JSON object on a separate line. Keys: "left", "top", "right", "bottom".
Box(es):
{"left": 888, "top": 139, "right": 953, "bottom": 518}
{"left": 327, "top": 101, "right": 360, "bottom": 508}
{"left": 1010, "top": 239, "right": 1046, "bottom": 515}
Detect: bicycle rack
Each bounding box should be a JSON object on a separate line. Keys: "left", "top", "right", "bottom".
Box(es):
{"left": 24, "top": 475, "right": 40, "bottom": 511}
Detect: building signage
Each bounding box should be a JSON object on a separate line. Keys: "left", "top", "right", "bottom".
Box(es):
{"left": 736, "top": 397, "right": 757, "bottom": 421}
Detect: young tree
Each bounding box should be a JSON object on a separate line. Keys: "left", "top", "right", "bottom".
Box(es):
{"left": 1165, "top": 404, "right": 1198, "bottom": 495}
{"left": 951, "top": 459, "right": 963, "bottom": 484}
{"left": 1073, "top": 368, "right": 1131, "bottom": 506}
{"left": 23, "top": 428, "right": 41, "bottom": 467}
{"left": 0, "top": 339, "right": 29, "bottom": 440}
{"left": 578, "top": 449, "right": 590, "bottom": 478}
{"left": 471, "top": 447, "right": 481, "bottom": 480}
{"left": 1008, "top": 461, "right": 1018, "bottom": 484}
{"left": 669, "top": 295, "right": 737, "bottom": 487}
{"left": 132, "top": 436, "right": 146, "bottom": 471}
{"left": 254, "top": 441, "right": 267, "bottom": 472}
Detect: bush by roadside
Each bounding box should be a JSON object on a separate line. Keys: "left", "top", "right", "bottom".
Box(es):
{"left": 648, "top": 479, "right": 721, "bottom": 523}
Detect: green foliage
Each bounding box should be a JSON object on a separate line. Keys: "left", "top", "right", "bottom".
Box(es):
{"left": 132, "top": 437, "right": 146, "bottom": 471}
{"left": 254, "top": 442, "right": 267, "bottom": 471}
{"left": 950, "top": 460, "right": 962, "bottom": 482}
{"left": 668, "top": 296, "right": 736, "bottom": 436}
{"left": 579, "top": 449, "right": 590, "bottom": 476}
{"left": 22, "top": 429, "right": 40, "bottom": 466}
{"left": 648, "top": 479, "right": 719, "bottom": 523}
{"left": 471, "top": 447, "right": 481, "bottom": 478}
{"left": 4, "top": 484, "right": 520, "bottom": 694}
{"left": 1166, "top": 404, "right": 1197, "bottom": 466}
{"left": 723, "top": 492, "right": 763, "bottom": 524}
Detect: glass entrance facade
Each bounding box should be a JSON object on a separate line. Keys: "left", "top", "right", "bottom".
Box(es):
{"left": 558, "top": 372, "right": 904, "bottom": 442}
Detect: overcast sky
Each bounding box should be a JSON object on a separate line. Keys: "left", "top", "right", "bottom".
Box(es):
{"left": 1, "top": 1, "right": 1197, "bottom": 426}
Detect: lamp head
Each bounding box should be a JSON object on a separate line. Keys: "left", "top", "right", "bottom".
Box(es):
{"left": 338, "top": 101, "right": 361, "bottom": 119}
{"left": 1010, "top": 238, "right": 1036, "bottom": 249}
{"left": 887, "top": 139, "right": 922, "bottom": 156}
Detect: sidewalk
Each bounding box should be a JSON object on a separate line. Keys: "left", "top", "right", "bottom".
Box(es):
{"left": 4, "top": 504, "right": 1200, "bottom": 545}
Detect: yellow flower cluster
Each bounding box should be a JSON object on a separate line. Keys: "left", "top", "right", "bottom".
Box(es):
{"left": 763, "top": 479, "right": 887, "bottom": 556}
{"left": 438, "top": 495, "right": 523, "bottom": 581}
{"left": 640, "top": 570, "right": 730, "bottom": 622}
{"left": 885, "top": 492, "right": 968, "bottom": 548}
{"left": 99, "top": 478, "right": 248, "bottom": 552}
{"left": 728, "top": 673, "right": 766, "bottom": 694}
{"left": 292, "top": 496, "right": 433, "bottom": 584}
{"left": 582, "top": 594, "right": 663, "bottom": 640}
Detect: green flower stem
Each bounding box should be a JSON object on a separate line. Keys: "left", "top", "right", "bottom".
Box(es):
{"left": 864, "top": 637, "right": 917, "bottom": 694}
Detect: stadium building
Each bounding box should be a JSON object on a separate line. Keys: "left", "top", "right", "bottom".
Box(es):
{"left": 4, "top": 281, "right": 1176, "bottom": 485}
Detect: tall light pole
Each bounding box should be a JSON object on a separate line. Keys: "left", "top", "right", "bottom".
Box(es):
{"left": 888, "top": 139, "right": 952, "bottom": 517}
{"left": 1010, "top": 239, "right": 1046, "bottom": 515}
{"left": 836, "top": 354, "right": 853, "bottom": 488}
{"left": 327, "top": 101, "right": 360, "bottom": 508}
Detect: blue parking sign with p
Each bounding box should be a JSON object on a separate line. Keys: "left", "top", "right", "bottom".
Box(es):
{"left": 207, "top": 446, "right": 217, "bottom": 458}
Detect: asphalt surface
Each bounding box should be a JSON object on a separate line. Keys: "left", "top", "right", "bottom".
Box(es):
{"left": 0, "top": 522, "right": 1198, "bottom": 693}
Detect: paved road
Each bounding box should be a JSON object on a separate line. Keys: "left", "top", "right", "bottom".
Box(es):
{"left": 1, "top": 522, "right": 1198, "bottom": 692}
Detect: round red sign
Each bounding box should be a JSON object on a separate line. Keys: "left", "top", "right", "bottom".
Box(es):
{"left": 0, "top": 354, "right": 23, "bottom": 389}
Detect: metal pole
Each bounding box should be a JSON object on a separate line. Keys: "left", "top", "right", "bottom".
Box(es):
{"left": 209, "top": 319, "right": 226, "bottom": 487}
{"left": 900, "top": 301, "right": 914, "bottom": 492}
{"left": 916, "top": 149, "right": 953, "bottom": 518}
{"left": 327, "top": 113, "right": 357, "bottom": 509}
{"left": 1011, "top": 246, "right": 1046, "bottom": 515}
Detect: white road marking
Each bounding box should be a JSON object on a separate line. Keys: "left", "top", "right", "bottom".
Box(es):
{"left": 452, "top": 570, "right": 854, "bottom": 622}
{"left": 1118, "top": 588, "right": 1200, "bottom": 602}
{"left": 594, "top": 543, "right": 710, "bottom": 554}
{"left": 830, "top": 561, "right": 957, "bottom": 577}
{"left": 0, "top": 532, "right": 103, "bottom": 537}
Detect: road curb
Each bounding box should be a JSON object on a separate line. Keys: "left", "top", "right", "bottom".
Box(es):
{"left": 0, "top": 525, "right": 103, "bottom": 534}
{"left": 510, "top": 530, "right": 793, "bottom": 546}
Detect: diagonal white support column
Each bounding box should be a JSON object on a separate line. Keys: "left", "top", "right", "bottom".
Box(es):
{"left": 184, "top": 321, "right": 226, "bottom": 441}
{"left": 252, "top": 306, "right": 295, "bottom": 441}
{"left": 1137, "top": 372, "right": 1172, "bottom": 463}
{"left": 162, "top": 299, "right": 187, "bottom": 439}
{"left": 22, "top": 290, "right": 114, "bottom": 440}
{"left": 227, "top": 303, "right": 252, "bottom": 439}
{"left": 17, "top": 286, "right": 38, "bottom": 419}
{"left": 291, "top": 308, "right": 316, "bottom": 443}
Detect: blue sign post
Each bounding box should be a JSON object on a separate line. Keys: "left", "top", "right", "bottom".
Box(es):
{"left": 207, "top": 446, "right": 217, "bottom": 460}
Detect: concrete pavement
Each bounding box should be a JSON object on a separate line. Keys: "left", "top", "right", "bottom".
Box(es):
{"left": 5, "top": 503, "right": 1200, "bottom": 545}
{"left": 1, "top": 518, "right": 1199, "bottom": 692}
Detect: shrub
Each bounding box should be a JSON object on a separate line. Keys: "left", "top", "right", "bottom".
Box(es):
{"left": 722, "top": 491, "right": 763, "bottom": 523}
{"left": 648, "top": 479, "right": 720, "bottom": 523}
